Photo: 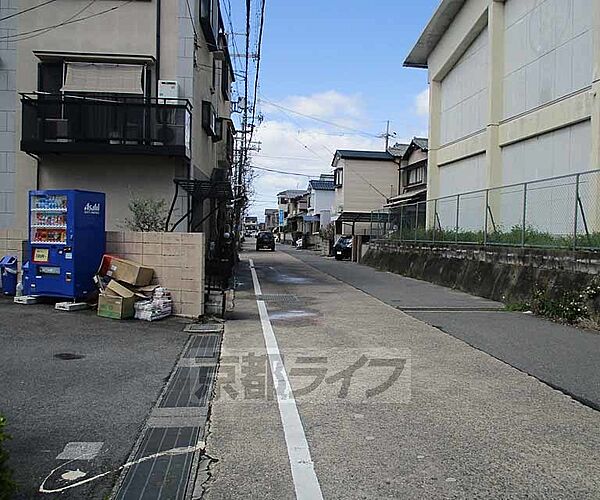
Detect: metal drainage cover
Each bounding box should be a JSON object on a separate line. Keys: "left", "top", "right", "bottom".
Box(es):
{"left": 159, "top": 366, "right": 216, "bottom": 408}
{"left": 183, "top": 323, "right": 224, "bottom": 334}
{"left": 257, "top": 294, "right": 300, "bottom": 304}
{"left": 184, "top": 334, "right": 220, "bottom": 359}
{"left": 114, "top": 426, "right": 200, "bottom": 500}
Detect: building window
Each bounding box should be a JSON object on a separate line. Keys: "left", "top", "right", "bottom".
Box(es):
{"left": 334, "top": 168, "right": 343, "bottom": 187}
{"left": 200, "top": 0, "right": 219, "bottom": 50}
{"left": 202, "top": 100, "right": 217, "bottom": 136}
{"left": 407, "top": 165, "right": 426, "bottom": 186}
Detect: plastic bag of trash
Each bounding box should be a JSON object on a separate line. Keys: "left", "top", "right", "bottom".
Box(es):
{"left": 134, "top": 287, "right": 172, "bottom": 321}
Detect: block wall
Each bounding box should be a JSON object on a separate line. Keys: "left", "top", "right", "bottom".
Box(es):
{"left": 106, "top": 231, "right": 205, "bottom": 318}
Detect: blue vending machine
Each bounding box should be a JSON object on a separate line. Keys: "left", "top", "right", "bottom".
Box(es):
{"left": 26, "top": 190, "right": 105, "bottom": 299}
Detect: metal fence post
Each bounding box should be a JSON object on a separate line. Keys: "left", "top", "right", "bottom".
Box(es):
{"left": 432, "top": 199, "right": 438, "bottom": 243}
{"left": 573, "top": 173, "right": 580, "bottom": 251}
{"left": 455, "top": 194, "right": 460, "bottom": 243}
{"left": 399, "top": 205, "right": 404, "bottom": 243}
{"left": 521, "top": 183, "right": 527, "bottom": 247}
{"left": 484, "top": 189, "right": 489, "bottom": 246}
{"left": 414, "top": 203, "right": 419, "bottom": 242}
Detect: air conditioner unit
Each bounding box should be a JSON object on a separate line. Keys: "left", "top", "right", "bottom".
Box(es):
{"left": 153, "top": 123, "right": 184, "bottom": 145}
{"left": 158, "top": 80, "right": 179, "bottom": 105}
{"left": 43, "top": 118, "right": 70, "bottom": 143}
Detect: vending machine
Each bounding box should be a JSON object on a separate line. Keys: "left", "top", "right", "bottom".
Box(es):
{"left": 25, "top": 190, "right": 105, "bottom": 299}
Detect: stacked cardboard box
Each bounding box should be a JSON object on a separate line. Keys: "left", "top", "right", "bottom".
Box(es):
{"left": 96, "top": 255, "right": 169, "bottom": 320}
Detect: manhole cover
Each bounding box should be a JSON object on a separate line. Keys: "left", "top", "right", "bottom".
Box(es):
{"left": 54, "top": 353, "right": 85, "bottom": 360}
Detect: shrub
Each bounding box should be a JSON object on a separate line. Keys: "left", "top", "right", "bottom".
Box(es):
{"left": 0, "top": 415, "right": 16, "bottom": 499}
{"left": 123, "top": 196, "right": 168, "bottom": 232}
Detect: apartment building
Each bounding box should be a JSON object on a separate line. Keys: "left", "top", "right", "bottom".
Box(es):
{"left": 331, "top": 150, "right": 400, "bottom": 235}
{"left": 405, "top": 0, "right": 598, "bottom": 230}
{"left": 2, "top": 0, "right": 235, "bottom": 237}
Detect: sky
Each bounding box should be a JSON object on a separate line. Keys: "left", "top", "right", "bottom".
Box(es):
{"left": 227, "top": 0, "right": 440, "bottom": 219}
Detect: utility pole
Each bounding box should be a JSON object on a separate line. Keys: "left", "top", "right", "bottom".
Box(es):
{"left": 381, "top": 120, "right": 396, "bottom": 150}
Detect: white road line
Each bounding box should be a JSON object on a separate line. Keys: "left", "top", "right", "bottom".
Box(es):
{"left": 248, "top": 259, "right": 324, "bottom": 500}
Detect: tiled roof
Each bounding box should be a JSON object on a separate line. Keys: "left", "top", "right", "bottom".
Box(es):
{"left": 276, "top": 189, "right": 306, "bottom": 198}
{"left": 413, "top": 137, "right": 429, "bottom": 150}
{"left": 388, "top": 143, "right": 409, "bottom": 157}
{"left": 335, "top": 150, "right": 395, "bottom": 161}
{"left": 309, "top": 179, "right": 335, "bottom": 191}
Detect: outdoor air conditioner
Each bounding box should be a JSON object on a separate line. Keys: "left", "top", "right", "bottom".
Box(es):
{"left": 43, "top": 118, "right": 70, "bottom": 142}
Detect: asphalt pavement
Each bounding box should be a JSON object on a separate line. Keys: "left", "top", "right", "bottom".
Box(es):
{"left": 205, "top": 246, "right": 600, "bottom": 499}
{"left": 0, "top": 297, "right": 190, "bottom": 499}
{"left": 284, "top": 247, "right": 600, "bottom": 410}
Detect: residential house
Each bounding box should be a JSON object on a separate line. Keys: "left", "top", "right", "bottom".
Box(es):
{"left": 277, "top": 189, "right": 306, "bottom": 221}
{"left": 284, "top": 191, "right": 309, "bottom": 237}
{"left": 306, "top": 174, "right": 335, "bottom": 233}
{"left": 331, "top": 150, "right": 401, "bottom": 235}
{"left": 264, "top": 208, "right": 278, "bottom": 230}
{"left": 243, "top": 216, "right": 258, "bottom": 234}
{"left": 405, "top": 0, "right": 598, "bottom": 233}
{"left": 386, "top": 137, "right": 428, "bottom": 209}
{"left": 5, "top": 0, "right": 235, "bottom": 239}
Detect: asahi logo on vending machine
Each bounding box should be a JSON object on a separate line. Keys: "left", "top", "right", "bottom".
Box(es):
{"left": 84, "top": 202, "right": 100, "bottom": 215}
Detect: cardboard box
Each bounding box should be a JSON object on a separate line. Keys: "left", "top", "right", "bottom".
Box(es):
{"left": 98, "top": 255, "right": 154, "bottom": 287}
{"left": 97, "top": 293, "right": 135, "bottom": 319}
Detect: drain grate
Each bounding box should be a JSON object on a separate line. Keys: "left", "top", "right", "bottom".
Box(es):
{"left": 114, "top": 426, "right": 200, "bottom": 500}
{"left": 183, "top": 323, "right": 224, "bottom": 334}
{"left": 256, "top": 294, "right": 300, "bottom": 304}
{"left": 159, "top": 366, "right": 216, "bottom": 408}
{"left": 184, "top": 334, "right": 220, "bottom": 359}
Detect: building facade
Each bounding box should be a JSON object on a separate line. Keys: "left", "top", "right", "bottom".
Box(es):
{"left": 3, "top": 0, "right": 235, "bottom": 236}
{"left": 332, "top": 150, "right": 400, "bottom": 235}
{"left": 307, "top": 174, "right": 335, "bottom": 232}
{"left": 406, "top": 0, "right": 598, "bottom": 231}
{"left": 386, "top": 137, "right": 428, "bottom": 209}
{"left": 264, "top": 208, "right": 278, "bottom": 230}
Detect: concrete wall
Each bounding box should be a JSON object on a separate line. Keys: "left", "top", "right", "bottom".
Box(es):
{"left": 441, "top": 26, "right": 488, "bottom": 145}
{"left": 363, "top": 240, "right": 600, "bottom": 312}
{"left": 0, "top": 228, "right": 24, "bottom": 274}
{"left": 0, "top": 0, "right": 17, "bottom": 229}
{"left": 423, "top": 0, "right": 600, "bottom": 232}
{"left": 106, "top": 231, "right": 205, "bottom": 318}
{"left": 38, "top": 155, "right": 188, "bottom": 231}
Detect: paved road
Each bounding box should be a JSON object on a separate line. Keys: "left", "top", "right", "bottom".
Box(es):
{"left": 285, "top": 247, "right": 600, "bottom": 410}
{"left": 205, "top": 247, "right": 600, "bottom": 499}
{"left": 0, "top": 297, "right": 190, "bottom": 499}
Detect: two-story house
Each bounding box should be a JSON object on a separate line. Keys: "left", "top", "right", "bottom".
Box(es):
{"left": 264, "top": 208, "right": 278, "bottom": 230}
{"left": 331, "top": 150, "right": 401, "bottom": 235}
{"left": 5, "top": 0, "right": 235, "bottom": 239}
{"left": 386, "top": 137, "right": 428, "bottom": 209}
{"left": 306, "top": 174, "right": 335, "bottom": 233}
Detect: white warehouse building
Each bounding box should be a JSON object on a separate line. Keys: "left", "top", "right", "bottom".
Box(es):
{"left": 406, "top": 0, "right": 599, "bottom": 235}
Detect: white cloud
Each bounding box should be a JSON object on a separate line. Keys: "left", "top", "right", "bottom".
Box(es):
{"left": 415, "top": 88, "right": 430, "bottom": 117}
{"left": 279, "top": 90, "right": 364, "bottom": 121}
{"left": 247, "top": 92, "right": 383, "bottom": 218}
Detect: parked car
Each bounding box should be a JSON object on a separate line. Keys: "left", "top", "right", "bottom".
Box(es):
{"left": 333, "top": 236, "right": 352, "bottom": 260}
{"left": 256, "top": 231, "right": 275, "bottom": 251}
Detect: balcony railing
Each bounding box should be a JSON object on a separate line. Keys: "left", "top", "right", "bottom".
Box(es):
{"left": 21, "top": 93, "right": 192, "bottom": 158}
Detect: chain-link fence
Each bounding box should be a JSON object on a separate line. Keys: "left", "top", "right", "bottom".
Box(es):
{"left": 370, "top": 169, "right": 600, "bottom": 250}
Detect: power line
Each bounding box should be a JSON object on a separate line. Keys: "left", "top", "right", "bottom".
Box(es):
{"left": 0, "top": 0, "right": 58, "bottom": 23}
{"left": 246, "top": 0, "right": 266, "bottom": 149}
{"left": 260, "top": 96, "right": 380, "bottom": 138}
{"left": 252, "top": 165, "right": 317, "bottom": 177}
{"left": 2, "top": 0, "right": 134, "bottom": 41}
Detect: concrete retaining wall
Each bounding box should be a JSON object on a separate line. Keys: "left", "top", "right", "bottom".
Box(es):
{"left": 362, "top": 241, "right": 600, "bottom": 304}
{"left": 107, "top": 231, "right": 205, "bottom": 318}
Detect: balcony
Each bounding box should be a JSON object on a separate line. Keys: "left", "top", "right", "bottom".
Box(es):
{"left": 21, "top": 93, "right": 192, "bottom": 158}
